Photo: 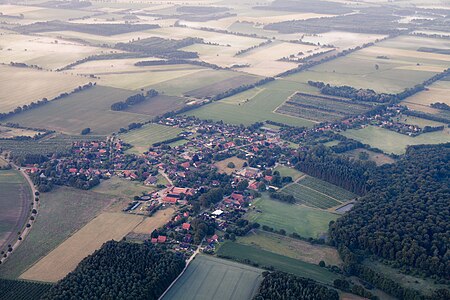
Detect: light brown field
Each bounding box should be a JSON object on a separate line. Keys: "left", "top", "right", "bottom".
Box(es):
{"left": 0, "top": 65, "right": 90, "bottom": 113}
{"left": 402, "top": 80, "right": 450, "bottom": 108}
{"left": 132, "top": 207, "right": 175, "bottom": 234}
{"left": 0, "top": 125, "right": 44, "bottom": 138}
{"left": 214, "top": 156, "right": 246, "bottom": 175}
{"left": 363, "top": 46, "right": 450, "bottom": 63}
{"left": 20, "top": 212, "right": 144, "bottom": 282}
{"left": 301, "top": 31, "right": 387, "bottom": 50}
{"left": 0, "top": 4, "right": 44, "bottom": 15}
{"left": 236, "top": 12, "right": 335, "bottom": 25}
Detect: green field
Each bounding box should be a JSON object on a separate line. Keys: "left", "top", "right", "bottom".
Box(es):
{"left": 298, "top": 176, "right": 356, "bottom": 203}
{"left": 246, "top": 194, "right": 338, "bottom": 238}
{"left": 0, "top": 186, "right": 115, "bottom": 279}
{"left": 162, "top": 254, "right": 263, "bottom": 300}
{"left": 342, "top": 126, "right": 450, "bottom": 155}
{"left": 0, "top": 278, "right": 52, "bottom": 300}
{"left": 273, "top": 166, "right": 304, "bottom": 181}
{"left": 186, "top": 79, "right": 316, "bottom": 127}
{"left": 0, "top": 170, "right": 31, "bottom": 255}
{"left": 282, "top": 183, "right": 343, "bottom": 209}
{"left": 119, "top": 123, "right": 183, "bottom": 154}
{"left": 4, "top": 86, "right": 150, "bottom": 135}
{"left": 92, "top": 176, "right": 155, "bottom": 200}
{"left": 217, "top": 242, "right": 339, "bottom": 285}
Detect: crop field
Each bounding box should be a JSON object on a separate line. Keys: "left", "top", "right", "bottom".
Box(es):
{"left": 0, "top": 187, "right": 115, "bottom": 279}
{"left": 297, "top": 176, "right": 356, "bottom": 203}
{"left": 4, "top": 85, "right": 150, "bottom": 135}
{"left": 187, "top": 79, "right": 316, "bottom": 127}
{"left": 162, "top": 254, "right": 263, "bottom": 300}
{"left": 120, "top": 123, "right": 183, "bottom": 154}
{"left": 276, "top": 92, "right": 373, "bottom": 122}
{"left": 20, "top": 212, "right": 144, "bottom": 282}
{"left": 273, "top": 166, "right": 304, "bottom": 181}
{"left": 301, "top": 31, "right": 387, "bottom": 50}
{"left": 0, "top": 65, "right": 89, "bottom": 113}
{"left": 0, "top": 170, "right": 31, "bottom": 256}
{"left": 124, "top": 95, "right": 187, "bottom": 117}
{"left": 0, "top": 125, "right": 44, "bottom": 139}
{"left": 214, "top": 156, "right": 247, "bottom": 175}
{"left": 282, "top": 183, "right": 342, "bottom": 209}
{"left": 246, "top": 194, "right": 338, "bottom": 238}
{"left": 285, "top": 36, "right": 450, "bottom": 93}
{"left": 401, "top": 80, "right": 450, "bottom": 113}
{"left": 0, "top": 33, "right": 105, "bottom": 70}
{"left": 237, "top": 230, "right": 342, "bottom": 266}
{"left": 217, "top": 242, "right": 338, "bottom": 285}
{"left": 342, "top": 126, "right": 450, "bottom": 155}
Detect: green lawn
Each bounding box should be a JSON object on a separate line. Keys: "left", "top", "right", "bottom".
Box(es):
{"left": 162, "top": 254, "right": 263, "bottom": 300}
{"left": 217, "top": 242, "right": 339, "bottom": 285}
{"left": 273, "top": 166, "right": 304, "bottom": 181}
{"left": 120, "top": 123, "right": 183, "bottom": 154}
{"left": 246, "top": 194, "right": 338, "bottom": 238}
{"left": 186, "top": 79, "right": 316, "bottom": 127}
{"left": 342, "top": 126, "right": 450, "bottom": 155}
{"left": 0, "top": 186, "right": 115, "bottom": 279}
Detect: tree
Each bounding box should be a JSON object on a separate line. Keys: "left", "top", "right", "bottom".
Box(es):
{"left": 81, "top": 128, "right": 91, "bottom": 135}
{"left": 227, "top": 162, "right": 235, "bottom": 168}
{"left": 236, "top": 179, "right": 248, "bottom": 191}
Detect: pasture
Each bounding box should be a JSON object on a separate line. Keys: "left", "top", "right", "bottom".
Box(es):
{"left": 342, "top": 126, "right": 450, "bottom": 155}
{"left": 0, "top": 170, "right": 31, "bottom": 256}
{"left": 214, "top": 156, "right": 246, "bottom": 175}
{"left": 4, "top": 85, "right": 150, "bottom": 135}
{"left": 186, "top": 79, "right": 316, "bottom": 127}
{"left": 0, "top": 186, "right": 115, "bottom": 279}
{"left": 273, "top": 166, "right": 304, "bottom": 181}
{"left": 344, "top": 149, "right": 396, "bottom": 166}
{"left": 401, "top": 80, "right": 450, "bottom": 114}
{"left": 0, "top": 125, "right": 44, "bottom": 139}
{"left": 119, "top": 123, "right": 183, "bottom": 154}
{"left": 285, "top": 36, "right": 450, "bottom": 93}
{"left": 0, "top": 65, "right": 89, "bottom": 113}
{"left": 162, "top": 254, "right": 263, "bottom": 300}
{"left": 20, "top": 212, "right": 144, "bottom": 282}
{"left": 217, "top": 242, "right": 338, "bottom": 285}
{"left": 92, "top": 176, "right": 154, "bottom": 200}
{"left": 237, "top": 230, "right": 342, "bottom": 266}
{"left": 246, "top": 194, "right": 338, "bottom": 238}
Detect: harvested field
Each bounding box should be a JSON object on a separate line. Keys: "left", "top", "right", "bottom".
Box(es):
{"left": 124, "top": 95, "right": 187, "bottom": 116}
{"left": 301, "top": 31, "right": 386, "bottom": 50}
{"left": 20, "top": 212, "right": 144, "bottom": 282}
{"left": 214, "top": 156, "right": 246, "bottom": 175}
{"left": 0, "top": 65, "right": 89, "bottom": 113}
{"left": 237, "top": 230, "right": 342, "bottom": 266}
{"left": 120, "top": 123, "right": 183, "bottom": 154}
{"left": 4, "top": 85, "right": 149, "bottom": 135}
{"left": 0, "top": 125, "right": 44, "bottom": 139}
{"left": 0, "top": 187, "right": 115, "bottom": 279}
{"left": 162, "top": 254, "right": 263, "bottom": 300}
{"left": 132, "top": 207, "right": 175, "bottom": 234}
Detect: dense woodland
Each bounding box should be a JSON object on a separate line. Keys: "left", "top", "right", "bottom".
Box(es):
{"left": 330, "top": 144, "right": 450, "bottom": 279}
{"left": 253, "top": 271, "right": 339, "bottom": 300}
{"left": 41, "top": 241, "right": 185, "bottom": 300}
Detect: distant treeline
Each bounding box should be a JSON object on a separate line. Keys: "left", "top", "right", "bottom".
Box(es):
{"left": 235, "top": 40, "right": 272, "bottom": 56}
{"left": 111, "top": 89, "right": 159, "bottom": 111}
{"left": 135, "top": 59, "right": 223, "bottom": 70}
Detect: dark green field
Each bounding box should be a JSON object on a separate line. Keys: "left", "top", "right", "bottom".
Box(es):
{"left": 0, "top": 278, "right": 52, "bottom": 300}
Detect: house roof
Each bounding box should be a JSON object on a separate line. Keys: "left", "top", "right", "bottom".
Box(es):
{"left": 182, "top": 223, "right": 191, "bottom": 230}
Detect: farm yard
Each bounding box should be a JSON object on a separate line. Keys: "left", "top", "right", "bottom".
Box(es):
{"left": 246, "top": 194, "right": 339, "bottom": 238}
{"left": 162, "top": 255, "right": 263, "bottom": 300}
{"left": 0, "top": 170, "right": 32, "bottom": 257}
{"left": 0, "top": 65, "right": 89, "bottom": 113}
{"left": 119, "top": 123, "right": 183, "bottom": 154}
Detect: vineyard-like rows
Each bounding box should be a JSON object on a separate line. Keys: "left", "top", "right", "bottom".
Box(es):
{"left": 298, "top": 176, "right": 356, "bottom": 202}
{"left": 0, "top": 278, "right": 52, "bottom": 300}
{"left": 282, "top": 183, "right": 341, "bottom": 209}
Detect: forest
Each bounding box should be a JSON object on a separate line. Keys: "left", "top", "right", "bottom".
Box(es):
{"left": 41, "top": 241, "right": 185, "bottom": 300}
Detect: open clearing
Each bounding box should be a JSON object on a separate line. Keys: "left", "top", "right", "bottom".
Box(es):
{"left": 20, "top": 212, "right": 144, "bottom": 282}
{"left": 132, "top": 207, "right": 175, "bottom": 234}
{"left": 162, "top": 254, "right": 263, "bottom": 300}
{"left": 246, "top": 194, "right": 338, "bottom": 238}
{"left": 285, "top": 36, "right": 450, "bottom": 94}
{"left": 0, "top": 186, "right": 115, "bottom": 279}
{"left": 214, "top": 156, "right": 246, "bottom": 175}
{"left": 237, "top": 230, "right": 342, "bottom": 266}
{"left": 217, "top": 242, "right": 338, "bottom": 285}
{"left": 0, "top": 125, "right": 44, "bottom": 139}
{"left": 120, "top": 123, "right": 183, "bottom": 154}
{"left": 4, "top": 85, "right": 150, "bottom": 135}
{"left": 0, "top": 170, "right": 31, "bottom": 256}
{"left": 0, "top": 65, "right": 89, "bottom": 113}
{"left": 187, "top": 79, "right": 316, "bottom": 127}
{"left": 342, "top": 126, "right": 450, "bottom": 155}
{"left": 344, "top": 149, "right": 396, "bottom": 166}
{"left": 273, "top": 166, "right": 304, "bottom": 181}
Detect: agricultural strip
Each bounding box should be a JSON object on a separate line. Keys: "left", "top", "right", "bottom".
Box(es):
{"left": 162, "top": 254, "right": 263, "bottom": 300}
{"left": 281, "top": 183, "right": 342, "bottom": 209}
{"left": 124, "top": 95, "right": 186, "bottom": 117}
{"left": 217, "top": 242, "right": 339, "bottom": 285}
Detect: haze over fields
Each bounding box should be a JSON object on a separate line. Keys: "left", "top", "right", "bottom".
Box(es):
{"left": 0, "top": 0, "right": 449, "bottom": 299}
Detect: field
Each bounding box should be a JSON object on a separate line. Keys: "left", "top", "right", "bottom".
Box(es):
{"left": 92, "top": 176, "right": 155, "bottom": 200}
{"left": 217, "top": 242, "right": 339, "bottom": 285}
{"left": 162, "top": 255, "right": 263, "bottom": 300}
{"left": 237, "top": 230, "right": 342, "bottom": 266}
{"left": 246, "top": 194, "right": 339, "bottom": 238}
{"left": 0, "top": 279, "right": 52, "bottom": 300}
{"left": 214, "top": 156, "right": 246, "bottom": 175}
{"left": 342, "top": 126, "right": 450, "bottom": 155}
{"left": 20, "top": 212, "right": 144, "bottom": 282}
{"left": 119, "top": 123, "right": 183, "bottom": 154}
{"left": 0, "top": 170, "right": 31, "bottom": 255}
{"left": 276, "top": 92, "right": 373, "bottom": 122}
{"left": 401, "top": 80, "right": 450, "bottom": 114}
{"left": 187, "top": 79, "right": 316, "bottom": 126}
{"left": 285, "top": 36, "right": 450, "bottom": 93}
{"left": 131, "top": 207, "right": 175, "bottom": 234}
{"left": 0, "top": 65, "right": 89, "bottom": 113}
{"left": 273, "top": 166, "right": 304, "bottom": 181}
{"left": 0, "top": 125, "right": 45, "bottom": 139}
{"left": 344, "top": 149, "right": 396, "bottom": 166}
{"left": 4, "top": 85, "right": 150, "bottom": 135}
{"left": 0, "top": 186, "right": 115, "bottom": 279}
{"left": 124, "top": 95, "right": 186, "bottom": 116}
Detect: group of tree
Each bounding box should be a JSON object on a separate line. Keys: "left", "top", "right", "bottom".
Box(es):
{"left": 111, "top": 89, "right": 159, "bottom": 111}
{"left": 253, "top": 271, "right": 339, "bottom": 300}
{"left": 41, "top": 241, "right": 185, "bottom": 300}
{"left": 430, "top": 102, "right": 450, "bottom": 111}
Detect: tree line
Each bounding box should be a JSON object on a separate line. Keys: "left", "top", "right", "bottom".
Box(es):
{"left": 111, "top": 89, "right": 159, "bottom": 111}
